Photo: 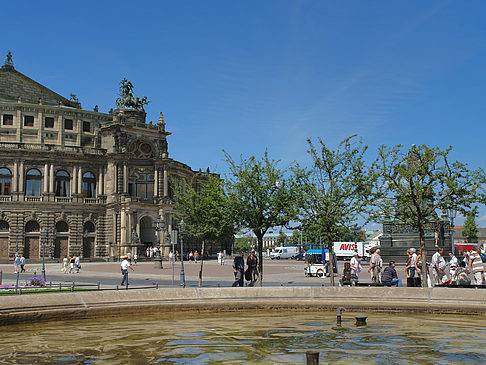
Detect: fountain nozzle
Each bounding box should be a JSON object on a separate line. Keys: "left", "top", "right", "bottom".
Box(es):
{"left": 336, "top": 306, "right": 346, "bottom": 326}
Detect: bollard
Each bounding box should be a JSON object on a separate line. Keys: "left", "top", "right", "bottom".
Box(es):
{"left": 0, "top": 270, "right": 2, "bottom": 285}
{"left": 71, "top": 282, "right": 74, "bottom": 292}
{"left": 156, "top": 283, "right": 159, "bottom": 289}
{"left": 306, "top": 351, "right": 319, "bottom": 365}
{"left": 355, "top": 315, "right": 368, "bottom": 326}
{"left": 97, "top": 282, "right": 101, "bottom": 290}
{"left": 59, "top": 283, "right": 62, "bottom": 292}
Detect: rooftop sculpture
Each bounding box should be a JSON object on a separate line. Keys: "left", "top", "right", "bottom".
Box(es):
{"left": 115, "top": 78, "right": 150, "bottom": 111}
{"left": 4, "top": 51, "right": 13, "bottom": 67}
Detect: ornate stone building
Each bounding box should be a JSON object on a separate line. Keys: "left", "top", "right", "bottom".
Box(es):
{"left": 0, "top": 53, "right": 214, "bottom": 260}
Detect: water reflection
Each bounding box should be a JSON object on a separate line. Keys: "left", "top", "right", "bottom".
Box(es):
{"left": 0, "top": 311, "right": 485, "bottom": 364}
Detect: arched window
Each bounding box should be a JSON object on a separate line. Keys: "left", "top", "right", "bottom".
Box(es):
{"left": 84, "top": 221, "right": 95, "bottom": 233}
{"left": 82, "top": 172, "right": 96, "bottom": 198}
{"left": 25, "top": 221, "right": 39, "bottom": 233}
{"left": 0, "top": 168, "right": 12, "bottom": 195}
{"left": 25, "top": 169, "right": 42, "bottom": 196}
{"left": 0, "top": 220, "right": 9, "bottom": 231}
{"left": 55, "top": 221, "right": 69, "bottom": 233}
{"left": 55, "top": 170, "right": 70, "bottom": 197}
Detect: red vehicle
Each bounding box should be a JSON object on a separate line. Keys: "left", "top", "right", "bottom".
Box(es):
{"left": 454, "top": 243, "right": 475, "bottom": 253}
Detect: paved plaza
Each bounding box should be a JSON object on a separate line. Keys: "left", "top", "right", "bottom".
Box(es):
{"left": 0, "top": 257, "right": 412, "bottom": 289}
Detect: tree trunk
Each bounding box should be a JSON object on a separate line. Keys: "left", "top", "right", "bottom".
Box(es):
{"left": 198, "top": 239, "right": 205, "bottom": 287}
{"left": 257, "top": 233, "right": 263, "bottom": 287}
{"left": 419, "top": 225, "right": 427, "bottom": 288}
{"left": 327, "top": 231, "right": 335, "bottom": 287}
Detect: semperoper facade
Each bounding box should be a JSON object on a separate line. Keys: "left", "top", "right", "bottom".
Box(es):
{"left": 0, "top": 52, "right": 213, "bottom": 260}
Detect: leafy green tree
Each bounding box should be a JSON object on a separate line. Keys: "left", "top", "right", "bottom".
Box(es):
{"left": 298, "top": 136, "right": 376, "bottom": 286}
{"left": 462, "top": 209, "right": 479, "bottom": 243}
{"left": 291, "top": 230, "right": 301, "bottom": 245}
{"left": 173, "top": 174, "right": 234, "bottom": 287}
{"left": 233, "top": 235, "right": 253, "bottom": 253}
{"left": 224, "top": 151, "right": 301, "bottom": 287}
{"left": 375, "top": 144, "right": 484, "bottom": 286}
{"left": 277, "top": 232, "right": 288, "bottom": 244}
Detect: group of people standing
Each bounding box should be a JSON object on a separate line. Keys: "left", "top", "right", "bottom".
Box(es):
{"left": 366, "top": 247, "right": 403, "bottom": 286}
{"left": 13, "top": 253, "right": 26, "bottom": 273}
{"left": 61, "top": 255, "right": 81, "bottom": 274}
{"left": 232, "top": 249, "right": 259, "bottom": 287}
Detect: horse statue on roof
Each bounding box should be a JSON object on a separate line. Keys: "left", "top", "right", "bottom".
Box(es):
{"left": 115, "top": 78, "right": 150, "bottom": 110}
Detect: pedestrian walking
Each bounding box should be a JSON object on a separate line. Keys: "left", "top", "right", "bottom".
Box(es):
{"left": 194, "top": 251, "right": 199, "bottom": 263}
{"left": 13, "top": 253, "right": 20, "bottom": 273}
{"left": 20, "top": 255, "right": 26, "bottom": 272}
{"left": 120, "top": 255, "right": 134, "bottom": 286}
{"left": 469, "top": 245, "right": 485, "bottom": 285}
{"left": 74, "top": 256, "right": 81, "bottom": 273}
{"left": 133, "top": 253, "right": 138, "bottom": 265}
{"left": 69, "top": 256, "right": 75, "bottom": 273}
{"left": 246, "top": 249, "right": 259, "bottom": 286}
{"left": 62, "top": 256, "right": 69, "bottom": 274}
{"left": 232, "top": 251, "right": 245, "bottom": 287}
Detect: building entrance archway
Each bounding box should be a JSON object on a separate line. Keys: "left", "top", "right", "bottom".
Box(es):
{"left": 139, "top": 216, "right": 154, "bottom": 248}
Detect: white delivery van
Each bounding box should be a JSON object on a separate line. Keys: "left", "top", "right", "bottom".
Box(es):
{"left": 270, "top": 246, "right": 298, "bottom": 260}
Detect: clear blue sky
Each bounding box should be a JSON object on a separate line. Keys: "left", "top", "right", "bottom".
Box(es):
{"left": 4, "top": 1, "right": 486, "bottom": 223}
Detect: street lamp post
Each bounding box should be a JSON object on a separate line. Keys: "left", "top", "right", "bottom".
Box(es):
{"left": 153, "top": 217, "right": 163, "bottom": 269}
{"left": 48, "top": 227, "right": 54, "bottom": 259}
{"left": 15, "top": 228, "right": 19, "bottom": 253}
{"left": 180, "top": 219, "right": 186, "bottom": 288}
{"left": 447, "top": 208, "right": 457, "bottom": 254}
{"left": 40, "top": 227, "right": 47, "bottom": 281}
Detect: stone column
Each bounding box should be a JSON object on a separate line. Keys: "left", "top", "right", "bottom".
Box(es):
{"left": 120, "top": 210, "right": 126, "bottom": 247}
{"left": 106, "top": 162, "right": 115, "bottom": 196}
{"left": 13, "top": 161, "right": 18, "bottom": 193}
{"left": 72, "top": 166, "right": 77, "bottom": 194}
{"left": 98, "top": 167, "right": 103, "bottom": 196}
{"left": 49, "top": 164, "right": 54, "bottom": 193}
{"left": 123, "top": 163, "right": 128, "bottom": 194}
{"left": 43, "top": 163, "right": 49, "bottom": 194}
{"left": 163, "top": 167, "right": 168, "bottom": 197}
{"left": 77, "top": 166, "right": 82, "bottom": 195}
{"left": 154, "top": 167, "right": 158, "bottom": 197}
{"left": 19, "top": 161, "right": 24, "bottom": 192}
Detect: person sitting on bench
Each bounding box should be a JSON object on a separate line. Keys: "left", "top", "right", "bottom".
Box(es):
{"left": 381, "top": 261, "right": 403, "bottom": 287}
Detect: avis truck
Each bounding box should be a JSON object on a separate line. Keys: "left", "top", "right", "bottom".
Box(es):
{"left": 333, "top": 242, "right": 375, "bottom": 260}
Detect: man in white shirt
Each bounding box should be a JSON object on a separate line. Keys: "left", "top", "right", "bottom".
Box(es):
{"left": 120, "top": 255, "right": 134, "bottom": 286}
{"left": 431, "top": 247, "right": 447, "bottom": 285}
{"left": 448, "top": 252, "right": 458, "bottom": 280}
{"left": 350, "top": 251, "right": 362, "bottom": 284}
